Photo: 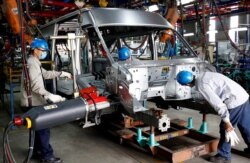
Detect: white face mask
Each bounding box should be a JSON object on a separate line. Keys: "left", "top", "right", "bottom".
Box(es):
{"left": 39, "top": 51, "right": 47, "bottom": 59}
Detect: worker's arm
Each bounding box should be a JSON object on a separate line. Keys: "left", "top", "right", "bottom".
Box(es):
{"left": 40, "top": 67, "right": 61, "bottom": 80}
{"left": 198, "top": 84, "right": 230, "bottom": 123}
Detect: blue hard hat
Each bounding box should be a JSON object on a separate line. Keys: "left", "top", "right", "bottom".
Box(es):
{"left": 176, "top": 71, "right": 194, "bottom": 85}
{"left": 118, "top": 46, "right": 130, "bottom": 61}
{"left": 30, "top": 38, "right": 49, "bottom": 51}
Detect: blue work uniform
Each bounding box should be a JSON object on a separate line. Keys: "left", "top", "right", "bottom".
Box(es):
{"left": 195, "top": 71, "right": 250, "bottom": 160}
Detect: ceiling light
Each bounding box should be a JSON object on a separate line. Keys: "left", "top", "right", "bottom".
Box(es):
{"left": 230, "top": 27, "right": 248, "bottom": 32}
{"left": 145, "top": 5, "right": 159, "bottom": 12}
{"left": 183, "top": 33, "right": 194, "bottom": 37}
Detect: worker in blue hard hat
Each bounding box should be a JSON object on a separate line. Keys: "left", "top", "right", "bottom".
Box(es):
{"left": 20, "top": 38, "right": 72, "bottom": 163}
{"left": 176, "top": 70, "right": 250, "bottom": 163}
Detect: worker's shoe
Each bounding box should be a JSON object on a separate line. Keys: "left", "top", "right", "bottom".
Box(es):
{"left": 209, "top": 154, "right": 231, "bottom": 163}
{"left": 244, "top": 148, "right": 250, "bottom": 154}
{"left": 244, "top": 148, "right": 250, "bottom": 157}
{"left": 40, "top": 157, "right": 63, "bottom": 163}
{"left": 32, "top": 151, "right": 42, "bottom": 159}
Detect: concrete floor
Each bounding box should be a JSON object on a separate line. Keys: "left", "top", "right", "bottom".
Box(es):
{"left": 0, "top": 93, "right": 250, "bottom": 163}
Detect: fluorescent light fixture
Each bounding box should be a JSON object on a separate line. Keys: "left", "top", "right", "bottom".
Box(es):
{"left": 183, "top": 33, "right": 194, "bottom": 37}
{"left": 185, "top": 4, "right": 193, "bottom": 7}
{"left": 230, "top": 27, "right": 248, "bottom": 32}
{"left": 229, "top": 15, "right": 239, "bottom": 42}
{"left": 239, "top": 24, "right": 250, "bottom": 27}
{"left": 206, "top": 30, "right": 218, "bottom": 34}
{"left": 178, "top": 0, "right": 195, "bottom": 5}
{"left": 147, "top": 5, "right": 159, "bottom": 12}
{"left": 230, "top": 15, "right": 238, "bottom": 28}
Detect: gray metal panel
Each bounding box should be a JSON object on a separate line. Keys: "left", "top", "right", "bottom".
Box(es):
{"left": 40, "top": 24, "right": 57, "bottom": 38}
{"left": 40, "top": 8, "right": 174, "bottom": 35}
{"left": 119, "top": 57, "right": 204, "bottom": 69}
{"left": 39, "top": 10, "right": 81, "bottom": 29}
{"left": 79, "top": 11, "right": 93, "bottom": 27}
{"left": 82, "top": 8, "right": 174, "bottom": 29}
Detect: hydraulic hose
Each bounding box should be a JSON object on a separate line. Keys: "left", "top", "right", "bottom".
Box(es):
{"left": 23, "top": 129, "right": 35, "bottom": 163}
{"left": 3, "top": 122, "right": 16, "bottom": 163}
{"left": 3, "top": 122, "right": 36, "bottom": 163}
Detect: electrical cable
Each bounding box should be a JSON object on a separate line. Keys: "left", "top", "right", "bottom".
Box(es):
{"left": 55, "top": 44, "right": 63, "bottom": 71}
{"left": 6, "top": 133, "right": 15, "bottom": 163}
{"left": 109, "top": 40, "right": 118, "bottom": 53}
{"left": 83, "top": 93, "right": 101, "bottom": 125}
{"left": 3, "top": 123, "right": 11, "bottom": 163}
{"left": 4, "top": 144, "right": 13, "bottom": 163}
{"left": 4, "top": 144, "right": 12, "bottom": 163}
{"left": 24, "top": 0, "right": 44, "bottom": 39}
{"left": 3, "top": 121, "right": 35, "bottom": 163}
{"left": 23, "top": 129, "right": 35, "bottom": 163}
{"left": 122, "top": 36, "right": 148, "bottom": 51}
{"left": 3, "top": 122, "right": 16, "bottom": 163}
{"left": 63, "top": 43, "right": 72, "bottom": 70}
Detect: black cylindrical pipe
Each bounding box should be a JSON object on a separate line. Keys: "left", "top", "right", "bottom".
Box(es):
{"left": 23, "top": 98, "right": 87, "bottom": 130}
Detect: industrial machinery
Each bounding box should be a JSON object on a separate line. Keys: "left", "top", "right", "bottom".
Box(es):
{"left": 3, "top": 8, "right": 218, "bottom": 163}
{"left": 38, "top": 8, "right": 215, "bottom": 129}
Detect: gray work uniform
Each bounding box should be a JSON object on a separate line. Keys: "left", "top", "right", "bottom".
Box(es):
{"left": 195, "top": 71, "right": 249, "bottom": 123}
{"left": 20, "top": 55, "right": 61, "bottom": 107}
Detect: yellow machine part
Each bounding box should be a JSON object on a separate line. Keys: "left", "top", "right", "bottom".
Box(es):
{"left": 25, "top": 117, "right": 32, "bottom": 129}
{"left": 99, "top": 0, "right": 108, "bottom": 7}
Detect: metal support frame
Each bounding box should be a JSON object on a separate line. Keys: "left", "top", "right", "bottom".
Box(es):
{"left": 50, "top": 34, "right": 84, "bottom": 98}
{"left": 4, "top": 65, "right": 22, "bottom": 119}
{"left": 101, "top": 116, "right": 219, "bottom": 163}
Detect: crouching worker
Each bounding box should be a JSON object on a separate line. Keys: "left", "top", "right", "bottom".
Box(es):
{"left": 176, "top": 71, "right": 250, "bottom": 163}
{"left": 20, "top": 38, "right": 72, "bottom": 163}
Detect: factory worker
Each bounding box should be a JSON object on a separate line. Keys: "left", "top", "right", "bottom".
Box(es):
{"left": 20, "top": 38, "right": 71, "bottom": 163}
{"left": 176, "top": 71, "right": 250, "bottom": 163}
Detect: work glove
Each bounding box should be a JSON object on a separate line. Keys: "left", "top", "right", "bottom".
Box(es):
{"left": 60, "top": 71, "right": 72, "bottom": 79}
{"left": 225, "top": 129, "right": 240, "bottom": 146}
{"left": 44, "top": 94, "right": 66, "bottom": 103}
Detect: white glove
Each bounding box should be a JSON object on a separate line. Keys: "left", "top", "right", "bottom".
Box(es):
{"left": 44, "top": 94, "right": 66, "bottom": 103}
{"left": 225, "top": 129, "right": 240, "bottom": 146}
{"left": 60, "top": 71, "right": 72, "bottom": 79}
